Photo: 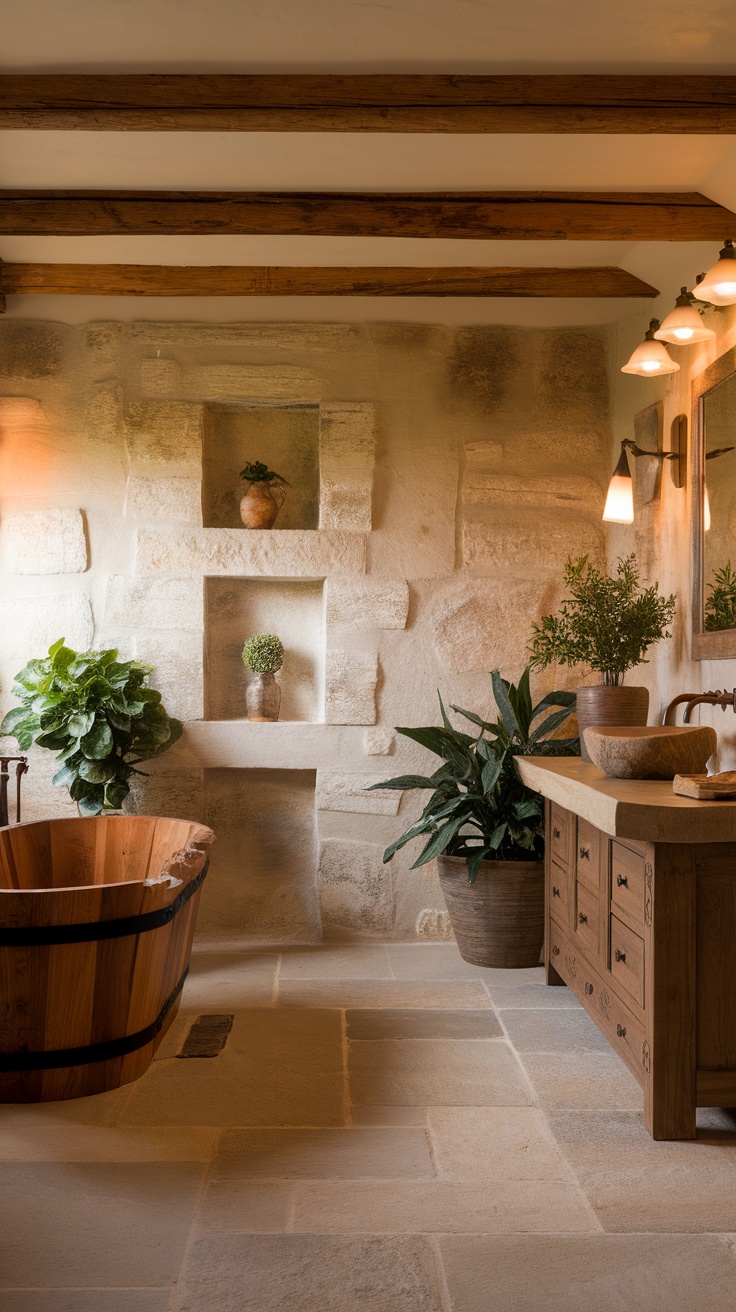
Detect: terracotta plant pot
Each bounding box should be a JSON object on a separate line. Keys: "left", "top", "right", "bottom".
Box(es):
{"left": 240, "top": 481, "right": 286, "bottom": 529}
{"left": 437, "top": 854, "right": 544, "bottom": 968}
{"left": 575, "top": 684, "right": 649, "bottom": 763}
{"left": 245, "top": 672, "right": 282, "bottom": 722}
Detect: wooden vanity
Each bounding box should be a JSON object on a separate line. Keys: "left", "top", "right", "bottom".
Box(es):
{"left": 517, "top": 756, "right": 736, "bottom": 1140}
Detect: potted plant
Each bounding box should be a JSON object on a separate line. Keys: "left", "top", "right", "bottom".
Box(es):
{"left": 528, "top": 554, "right": 676, "bottom": 760}
{"left": 705, "top": 561, "right": 736, "bottom": 631}
{"left": 239, "top": 460, "right": 290, "bottom": 529}
{"left": 369, "top": 668, "right": 578, "bottom": 967}
{"left": 0, "top": 638, "right": 182, "bottom": 815}
{"left": 242, "top": 634, "right": 284, "bottom": 722}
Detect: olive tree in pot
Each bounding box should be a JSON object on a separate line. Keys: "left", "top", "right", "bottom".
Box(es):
{"left": 369, "top": 669, "right": 578, "bottom": 968}
{"left": 528, "top": 554, "right": 676, "bottom": 761}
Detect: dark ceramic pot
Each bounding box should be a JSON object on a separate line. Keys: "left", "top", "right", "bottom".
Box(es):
{"left": 575, "top": 685, "right": 649, "bottom": 762}
{"left": 437, "top": 854, "right": 544, "bottom": 968}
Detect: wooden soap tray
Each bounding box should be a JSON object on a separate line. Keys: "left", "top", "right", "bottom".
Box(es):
{"left": 673, "top": 771, "right": 736, "bottom": 800}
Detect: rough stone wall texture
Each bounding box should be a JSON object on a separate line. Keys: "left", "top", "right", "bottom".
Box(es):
{"left": 0, "top": 318, "right": 612, "bottom": 943}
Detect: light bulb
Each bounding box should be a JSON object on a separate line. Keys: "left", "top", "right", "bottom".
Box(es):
{"left": 704, "top": 484, "right": 712, "bottom": 532}
{"left": 621, "top": 319, "right": 679, "bottom": 376}
{"left": 603, "top": 448, "right": 634, "bottom": 524}
{"left": 654, "top": 290, "right": 716, "bottom": 347}
{"left": 693, "top": 241, "right": 736, "bottom": 307}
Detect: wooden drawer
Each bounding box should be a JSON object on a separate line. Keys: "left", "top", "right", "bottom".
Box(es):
{"left": 575, "top": 880, "right": 600, "bottom": 957}
{"left": 610, "top": 913, "right": 645, "bottom": 1009}
{"left": 576, "top": 818, "right": 601, "bottom": 893}
{"left": 611, "top": 841, "right": 647, "bottom": 927}
{"left": 549, "top": 858, "right": 571, "bottom": 917}
{"left": 550, "top": 803, "right": 573, "bottom": 870}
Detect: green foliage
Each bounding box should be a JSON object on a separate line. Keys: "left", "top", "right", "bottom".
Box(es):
{"left": 0, "top": 638, "right": 182, "bottom": 816}
{"left": 528, "top": 555, "right": 676, "bottom": 687}
{"left": 241, "top": 633, "right": 284, "bottom": 674}
{"left": 705, "top": 560, "right": 736, "bottom": 632}
{"left": 239, "top": 460, "right": 290, "bottom": 486}
{"left": 368, "top": 668, "right": 579, "bottom": 883}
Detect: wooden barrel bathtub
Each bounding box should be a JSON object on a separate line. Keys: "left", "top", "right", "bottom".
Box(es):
{"left": 0, "top": 815, "right": 214, "bottom": 1103}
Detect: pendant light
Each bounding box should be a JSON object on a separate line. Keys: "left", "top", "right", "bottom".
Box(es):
{"left": 620, "top": 320, "right": 680, "bottom": 377}
{"left": 692, "top": 240, "right": 736, "bottom": 307}
{"left": 654, "top": 288, "right": 715, "bottom": 345}
{"left": 603, "top": 445, "right": 634, "bottom": 524}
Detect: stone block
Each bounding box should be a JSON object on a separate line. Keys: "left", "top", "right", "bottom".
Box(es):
{"left": 462, "top": 514, "right": 604, "bottom": 576}
{"left": 316, "top": 771, "right": 401, "bottom": 816}
{"left": 0, "top": 323, "right": 65, "bottom": 378}
{"left": 185, "top": 364, "right": 321, "bottom": 402}
{"left": 136, "top": 528, "right": 366, "bottom": 578}
{"left": 319, "top": 403, "right": 375, "bottom": 532}
{"left": 83, "top": 380, "right": 124, "bottom": 446}
{"left": 1, "top": 508, "right": 88, "bottom": 575}
{"left": 326, "top": 580, "right": 409, "bottom": 630}
{"left": 464, "top": 440, "right": 504, "bottom": 465}
{"left": 324, "top": 652, "right": 378, "bottom": 725}
{"left": 431, "top": 580, "right": 561, "bottom": 675}
{"left": 416, "top": 908, "right": 454, "bottom": 940}
{"left": 0, "top": 740, "right": 77, "bottom": 823}
{"left": 0, "top": 593, "right": 93, "bottom": 665}
{"left": 140, "top": 357, "right": 182, "bottom": 396}
{"left": 125, "top": 476, "right": 202, "bottom": 524}
{"left": 83, "top": 321, "right": 123, "bottom": 363}
{"left": 363, "top": 728, "right": 395, "bottom": 756}
{"left": 125, "top": 767, "right": 204, "bottom": 823}
{"left": 462, "top": 471, "right": 602, "bottom": 509}
{"left": 124, "top": 401, "right": 203, "bottom": 471}
{"left": 317, "top": 839, "right": 394, "bottom": 932}
{"left": 130, "top": 321, "right": 359, "bottom": 351}
{"left": 141, "top": 632, "right": 204, "bottom": 721}
{"left": 105, "top": 576, "right": 204, "bottom": 631}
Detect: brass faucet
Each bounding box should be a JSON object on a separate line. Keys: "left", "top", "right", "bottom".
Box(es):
{"left": 662, "top": 689, "right": 736, "bottom": 726}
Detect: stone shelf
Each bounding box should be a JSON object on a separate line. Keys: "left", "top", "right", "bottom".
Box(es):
{"left": 179, "top": 721, "right": 394, "bottom": 772}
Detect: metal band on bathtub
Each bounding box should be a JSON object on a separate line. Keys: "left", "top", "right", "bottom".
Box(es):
{"left": 0, "top": 858, "right": 209, "bottom": 948}
{"left": 0, "top": 966, "right": 189, "bottom": 1071}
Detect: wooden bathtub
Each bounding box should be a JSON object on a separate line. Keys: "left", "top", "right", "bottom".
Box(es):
{"left": 0, "top": 815, "right": 214, "bottom": 1102}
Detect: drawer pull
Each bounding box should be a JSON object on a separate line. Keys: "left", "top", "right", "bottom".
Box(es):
{"left": 585, "top": 982, "right": 594, "bottom": 996}
{"left": 579, "top": 846, "right": 590, "bottom": 860}
{"left": 551, "top": 945, "right": 560, "bottom": 957}
{"left": 614, "top": 948, "right": 626, "bottom": 963}
{"left": 616, "top": 1024, "right": 627, "bottom": 1038}
{"left": 553, "top": 827, "right": 561, "bottom": 839}
{"left": 616, "top": 875, "right": 628, "bottom": 887}
{"left": 578, "top": 912, "right": 588, "bottom": 925}
{"left": 552, "top": 886, "right": 561, "bottom": 898}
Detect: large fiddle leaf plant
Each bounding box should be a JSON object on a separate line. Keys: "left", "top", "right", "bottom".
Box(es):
{"left": 0, "top": 639, "right": 183, "bottom": 816}
{"left": 368, "top": 667, "right": 578, "bottom": 883}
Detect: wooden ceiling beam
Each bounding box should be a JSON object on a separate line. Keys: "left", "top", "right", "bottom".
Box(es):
{"left": 3, "top": 74, "right": 736, "bottom": 132}
{"left": 1, "top": 190, "right": 733, "bottom": 240}
{"left": 0, "top": 263, "right": 658, "bottom": 299}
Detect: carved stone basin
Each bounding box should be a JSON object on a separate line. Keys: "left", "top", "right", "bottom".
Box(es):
{"left": 583, "top": 724, "right": 718, "bottom": 780}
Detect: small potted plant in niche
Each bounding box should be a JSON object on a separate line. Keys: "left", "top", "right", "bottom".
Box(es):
{"left": 239, "top": 460, "right": 290, "bottom": 529}
{"left": 0, "top": 638, "right": 182, "bottom": 815}
{"left": 705, "top": 561, "right": 736, "bottom": 631}
{"left": 242, "top": 634, "right": 284, "bottom": 722}
{"left": 368, "top": 669, "right": 578, "bottom": 968}
{"left": 528, "top": 555, "right": 676, "bottom": 760}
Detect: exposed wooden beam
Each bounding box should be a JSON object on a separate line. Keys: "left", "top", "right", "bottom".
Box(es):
{"left": 0, "top": 263, "right": 658, "bottom": 299}
{"left": 3, "top": 75, "right": 736, "bottom": 132}
{"left": 1, "top": 191, "right": 733, "bottom": 241}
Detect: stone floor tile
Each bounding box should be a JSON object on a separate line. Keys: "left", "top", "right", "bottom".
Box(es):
{"left": 0, "top": 1295, "right": 170, "bottom": 1312}
{"left": 386, "top": 944, "right": 514, "bottom": 981}
{"left": 346, "top": 1009, "right": 502, "bottom": 1040}
{"left": 171, "top": 1234, "right": 445, "bottom": 1311}
{"left": 0, "top": 1163, "right": 203, "bottom": 1287}
{"left": 548, "top": 1108, "right": 736, "bottom": 1164}
{"left": 484, "top": 982, "right": 581, "bottom": 1009}
{"left": 277, "top": 979, "right": 492, "bottom": 1008}
{"left": 437, "top": 1234, "right": 736, "bottom": 1312}
{"left": 289, "top": 1179, "right": 594, "bottom": 1233}
{"left": 521, "top": 1051, "right": 643, "bottom": 1110}
{"left": 500, "top": 1008, "right": 610, "bottom": 1053}
{"left": 196, "top": 1180, "right": 293, "bottom": 1233}
{"left": 350, "top": 1106, "right": 428, "bottom": 1127}
{"left": 121, "top": 1009, "right": 344, "bottom": 1127}
{"left": 427, "top": 1106, "right": 574, "bottom": 1181}
{"left": 279, "top": 946, "right": 392, "bottom": 979}
{"left": 210, "top": 1127, "right": 434, "bottom": 1178}
{"left": 0, "top": 1086, "right": 132, "bottom": 1131}
{"left": 697, "top": 1106, "right": 736, "bottom": 1134}
{"left": 183, "top": 951, "right": 279, "bottom": 1008}
{"left": 348, "top": 1039, "right": 532, "bottom": 1106}
{"left": 0, "top": 1124, "right": 217, "bottom": 1162}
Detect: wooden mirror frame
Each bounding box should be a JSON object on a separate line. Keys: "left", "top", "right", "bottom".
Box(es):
{"left": 691, "top": 345, "right": 736, "bottom": 660}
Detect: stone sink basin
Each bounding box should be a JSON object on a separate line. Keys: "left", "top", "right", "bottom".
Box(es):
{"left": 583, "top": 724, "right": 717, "bottom": 781}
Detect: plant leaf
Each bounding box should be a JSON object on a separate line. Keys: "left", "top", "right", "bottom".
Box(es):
{"left": 491, "top": 670, "right": 520, "bottom": 740}
{"left": 366, "top": 775, "right": 440, "bottom": 791}
{"left": 410, "top": 816, "right": 466, "bottom": 868}
{"left": 80, "top": 720, "right": 114, "bottom": 759}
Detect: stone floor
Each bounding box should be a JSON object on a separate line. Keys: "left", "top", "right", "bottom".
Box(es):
{"left": 2, "top": 942, "right": 736, "bottom": 1311}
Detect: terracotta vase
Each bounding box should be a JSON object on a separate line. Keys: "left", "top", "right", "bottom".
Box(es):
{"left": 246, "top": 672, "right": 281, "bottom": 722}
{"left": 576, "top": 684, "right": 649, "bottom": 763}
{"left": 239, "top": 481, "right": 286, "bottom": 529}
{"left": 437, "top": 854, "right": 544, "bottom": 968}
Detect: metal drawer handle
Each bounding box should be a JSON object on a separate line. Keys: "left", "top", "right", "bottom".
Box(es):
{"left": 552, "top": 945, "right": 560, "bottom": 957}
{"left": 552, "top": 886, "right": 561, "bottom": 898}
{"left": 616, "top": 1024, "right": 627, "bottom": 1038}
{"left": 553, "top": 827, "right": 561, "bottom": 839}
{"left": 579, "top": 846, "right": 590, "bottom": 860}
{"left": 614, "top": 949, "right": 626, "bottom": 963}
{"left": 579, "top": 912, "right": 588, "bottom": 925}
{"left": 585, "top": 982, "right": 594, "bottom": 995}
{"left": 616, "top": 875, "right": 628, "bottom": 887}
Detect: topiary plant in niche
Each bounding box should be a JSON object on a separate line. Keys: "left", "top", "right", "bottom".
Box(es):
{"left": 0, "top": 638, "right": 182, "bottom": 815}
{"left": 241, "top": 634, "right": 284, "bottom": 723}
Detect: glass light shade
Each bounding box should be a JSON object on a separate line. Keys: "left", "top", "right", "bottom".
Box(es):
{"left": 603, "top": 448, "right": 634, "bottom": 524}
{"left": 621, "top": 320, "right": 679, "bottom": 376}
{"left": 704, "top": 483, "right": 712, "bottom": 532}
{"left": 654, "top": 301, "right": 715, "bottom": 346}
{"left": 693, "top": 241, "right": 736, "bottom": 306}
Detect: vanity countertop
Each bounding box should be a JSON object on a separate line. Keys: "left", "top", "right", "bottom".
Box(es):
{"left": 516, "top": 756, "right": 736, "bottom": 843}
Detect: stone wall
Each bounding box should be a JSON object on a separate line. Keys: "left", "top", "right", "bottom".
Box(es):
{"left": 0, "top": 318, "right": 611, "bottom": 942}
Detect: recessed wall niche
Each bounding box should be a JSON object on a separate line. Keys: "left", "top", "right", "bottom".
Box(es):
{"left": 202, "top": 403, "right": 320, "bottom": 530}
{"left": 205, "top": 577, "right": 325, "bottom": 722}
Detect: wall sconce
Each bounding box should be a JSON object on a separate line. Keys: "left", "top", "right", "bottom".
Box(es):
{"left": 654, "top": 288, "right": 715, "bottom": 345}
{"left": 692, "top": 240, "right": 736, "bottom": 306}
{"left": 602, "top": 439, "right": 677, "bottom": 525}
{"left": 620, "top": 320, "right": 680, "bottom": 377}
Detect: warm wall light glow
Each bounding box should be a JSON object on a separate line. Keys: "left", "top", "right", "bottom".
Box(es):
{"left": 693, "top": 240, "right": 736, "bottom": 306}
{"left": 704, "top": 483, "right": 712, "bottom": 532}
{"left": 603, "top": 447, "right": 634, "bottom": 524}
{"left": 654, "top": 289, "right": 715, "bottom": 346}
{"left": 621, "top": 320, "right": 680, "bottom": 377}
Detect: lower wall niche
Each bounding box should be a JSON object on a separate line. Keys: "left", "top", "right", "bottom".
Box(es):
{"left": 205, "top": 577, "right": 325, "bottom": 722}
{"left": 198, "top": 769, "right": 320, "bottom": 943}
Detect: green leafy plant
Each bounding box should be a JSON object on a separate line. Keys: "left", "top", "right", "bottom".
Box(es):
{"left": 528, "top": 554, "right": 676, "bottom": 687}
{"left": 368, "top": 668, "right": 578, "bottom": 883}
{"left": 705, "top": 560, "right": 736, "bottom": 632}
{"left": 241, "top": 634, "right": 284, "bottom": 674}
{"left": 239, "top": 460, "right": 290, "bottom": 486}
{"left": 0, "top": 639, "right": 183, "bottom": 816}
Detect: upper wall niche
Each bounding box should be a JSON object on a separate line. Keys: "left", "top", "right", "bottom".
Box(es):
{"left": 202, "top": 403, "right": 320, "bottom": 531}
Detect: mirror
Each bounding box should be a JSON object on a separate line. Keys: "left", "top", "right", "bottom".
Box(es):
{"left": 693, "top": 346, "right": 736, "bottom": 658}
